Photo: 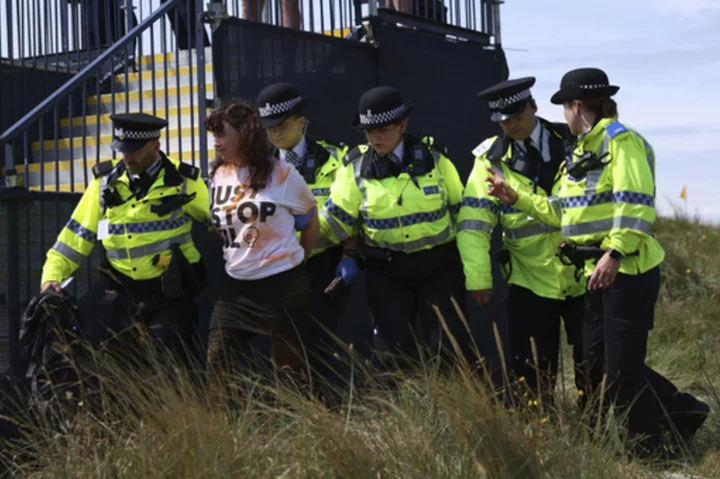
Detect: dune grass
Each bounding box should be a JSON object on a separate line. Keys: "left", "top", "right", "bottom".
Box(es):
{"left": 2, "top": 215, "right": 720, "bottom": 478}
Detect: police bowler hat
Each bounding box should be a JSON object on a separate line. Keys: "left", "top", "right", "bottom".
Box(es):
{"left": 351, "top": 86, "right": 414, "bottom": 129}
{"left": 256, "top": 83, "right": 309, "bottom": 128}
{"left": 550, "top": 68, "right": 620, "bottom": 105}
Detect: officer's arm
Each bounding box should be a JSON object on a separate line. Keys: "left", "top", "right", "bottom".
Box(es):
{"left": 456, "top": 158, "right": 499, "bottom": 291}
{"left": 513, "top": 188, "right": 563, "bottom": 227}
{"left": 438, "top": 155, "right": 464, "bottom": 223}
{"left": 605, "top": 136, "right": 656, "bottom": 255}
{"left": 40, "top": 179, "right": 102, "bottom": 286}
{"left": 320, "top": 162, "right": 362, "bottom": 242}
{"left": 183, "top": 176, "right": 211, "bottom": 223}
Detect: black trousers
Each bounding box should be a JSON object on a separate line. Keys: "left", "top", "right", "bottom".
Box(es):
{"left": 304, "top": 247, "right": 351, "bottom": 377}
{"left": 207, "top": 265, "right": 312, "bottom": 375}
{"left": 507, "top": 285, "right": 586, "bottom": 400}
{"left": 365, "top": 243, "right": 472, "bottom": 369}
{"left": 584, "top": 267, "right": 700, "bottom": 445}
{"left": 80, "top": 268, "right": 201, "bottom": 367}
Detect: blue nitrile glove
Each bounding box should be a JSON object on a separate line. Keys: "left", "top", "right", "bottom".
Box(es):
{"left": 336, "top": 257, "right": 360, "bottom": 286}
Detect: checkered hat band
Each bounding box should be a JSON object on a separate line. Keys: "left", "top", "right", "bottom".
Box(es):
{"left": 578, "top": 83, "right": 609, "bottom": 89}
{"left": 488, "top": 89, "right": 531, "bottom": 110}
{"left": 258, "top": 97, "right": 303, "bottom": 118}
{"left": 114, "top": 128, "right": 161, "bottom": 141}
{"left": 359, "top": 105, "right": 406, "bottom": 125}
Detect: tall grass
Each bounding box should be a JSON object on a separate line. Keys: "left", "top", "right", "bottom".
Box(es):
{"left": 2, "top": 215, "right": 719, "bottom": 478}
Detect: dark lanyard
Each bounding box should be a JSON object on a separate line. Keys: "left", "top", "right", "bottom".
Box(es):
{"left": 519, "top": 128, "right": 545, "bottom": 194}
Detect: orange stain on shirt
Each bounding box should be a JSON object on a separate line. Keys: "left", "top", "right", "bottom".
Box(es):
{"left": 276, "top": 162, "right": 291, "bottom": 186}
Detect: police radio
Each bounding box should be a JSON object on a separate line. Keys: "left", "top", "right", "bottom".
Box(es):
{"left": 566, "top": 151, "right": 610, "bottom": 179}
{"left": 101, "top": 186, "right": 124, "bottom": 208}
{"left": 509, "top": 156, "right": 532, "bottom": 177}
{"left": 303, "top": 153, "right": 317, "bottom": 183}
{"left": 411, "top": 145, "right": 427, "bottom": 176}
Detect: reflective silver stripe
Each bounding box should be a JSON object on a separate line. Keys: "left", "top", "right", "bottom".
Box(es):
{"left": 351, "top": 157, "right": 368, "bottom": 216}
{"left": 320, "top": 209, "right": 349, "bottom": 241}
{"left": 585, "top": 133, "right": 611, "bottom": 191}
{"left": 489, "top": 159, "right": 504, "bottom": 175}
{"left": 504, "top": 222, "right": 560, "bottom": 240}
{"left": 430, "top": 149, "right": 448, "bottom": 207}
{"left": 364, "top": 225, "right": 453, "bottom": 252}
{"left": 562, "top": 216, "right": 653, "bottom": 237}
{"left": 99, "top": 175, "right": 109, "bottom": 212}
{"left": 52, "top": 240, "right": 87, "bottom": 265}
{"left": 313, "top": 236, "right": 335, "bottom": 250}
{"left": 548, "top": 196, "right": 563, "bottom": 218}
{"left": 104, "top": 232, "right": 192, "bottom": 260}
{"left": 457, "top": 219, "right": 493, "bottom": 234}
{"left": 613, "top": 216, "right": 652, "bottom": 233}
{"left": 562, "top": 218, "right": 613, "bottom": 237}
{"left": 628, "top": 128, "right": 656, "bottom": 194}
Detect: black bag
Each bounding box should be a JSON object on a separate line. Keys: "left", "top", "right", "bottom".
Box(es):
{"left": 19, "top": 290, "right": 94, "bottom": 415}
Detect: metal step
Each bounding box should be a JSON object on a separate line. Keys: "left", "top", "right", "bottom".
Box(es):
{"left": 116, "top": 63, "right": 215, "bottom": 92}
{"left": 137, "top": 47, "right": 213, "bottom": 71}
{"left": 86, "top": 86, "right": 208, "bottom": 115}
{"left": 60, "top": 105, "right": 203, "bottom": 137}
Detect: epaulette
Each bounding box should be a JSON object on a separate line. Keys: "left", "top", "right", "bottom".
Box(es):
{"left": 605, "top": 122, "right": 629, "bottom": 139}
{"left": 177, "top": 162, "right": 200, "bottom": 180}
{"left": 550, "top": 122, "right": 572, "bottom": 140}
{"left": 471, "top": 137, "right": 496, "bottom": 159}
{"left": 343, "top": 146, "right": 363, "bottom": 166}
{"left": 92, "top": 161, "right": 114, "bottom": 179}
{"left": 425, "top": 137, "right": 449, "bottom": 156}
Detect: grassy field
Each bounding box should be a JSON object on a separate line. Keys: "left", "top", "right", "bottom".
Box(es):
{"left": 2, "top": 215, "right": 719, "bottom": 478}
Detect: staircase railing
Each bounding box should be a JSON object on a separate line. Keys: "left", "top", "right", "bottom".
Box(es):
{"left": 1, "top": 0, "right": 210, "bottom": 192}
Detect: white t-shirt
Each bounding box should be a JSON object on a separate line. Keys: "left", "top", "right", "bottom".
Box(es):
{"left": 209, "top": 158, "right": 317, "bottom": 280}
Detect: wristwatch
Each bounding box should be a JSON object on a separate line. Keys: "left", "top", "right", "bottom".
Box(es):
{"left": 607, "top": 248, "right": 623, "bottom": 261}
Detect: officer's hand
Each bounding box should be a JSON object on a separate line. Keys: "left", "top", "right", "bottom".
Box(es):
{"left": 587, "top": 253, "right": 621, "bottom": 290}
{"left": 485, "top": 168, "right": 518, "bottom": 205}
{"left": 41, "top": 281, "right": 62, "bottom": 293}
{"left": 336, "top": 257, "right": 360, "bottom": 286}
{"left": 471, "top": 289, "right": 493, "bottom": 306}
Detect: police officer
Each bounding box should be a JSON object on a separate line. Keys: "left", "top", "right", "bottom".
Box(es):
{"left": 486, "top": 68, "right": 709, "bottom": 455}
{"left": 41, "top": 113, "right": 210, "bottom": 364}
{"left": 322, "top": 86, "right": 471, "bottom": 370}
{"left": 256, "top": 82, "right": 350, "bottom": 381}
{"left": 458, "top": 77, "right": 587, "bottom": 405}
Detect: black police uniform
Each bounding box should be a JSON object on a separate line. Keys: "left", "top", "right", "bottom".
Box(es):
{"left": 325, "top": 86, "right": 472, "bottom": 371}
{"left": 76, "top": 113, "right": 209, "bottom": 366}
{"left": 475, "top": 78, "right": 587, "bottom": 403}
{"left": 257, "top": 83, "right": 352, "bottom": 383}
{"left": 551, "top": 68, "right": 709, "bottom": 453}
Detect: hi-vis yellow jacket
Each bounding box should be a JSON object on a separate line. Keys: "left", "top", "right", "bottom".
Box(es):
{"left": 295, "top": 139, "right": 348, "bottom": 258}
{"left": 41, "top": 153, "right": 209, "bottom": 286}
{"left": 514, "top": 118, "right": 664, "bottom": 277}
{"left": 457, "top": 120, "right": 585, "bottom": 299}
{"left": 320, "top": 135, "right": 463, "bottom": 253}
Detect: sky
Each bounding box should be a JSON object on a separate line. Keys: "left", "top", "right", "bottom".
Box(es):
{"left": 500, "top": 0, "right": 720, "bottom": 222}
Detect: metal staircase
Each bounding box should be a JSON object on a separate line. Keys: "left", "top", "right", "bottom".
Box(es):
{"left": 18, "top": 48, "right": 214, "bottom": 192}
